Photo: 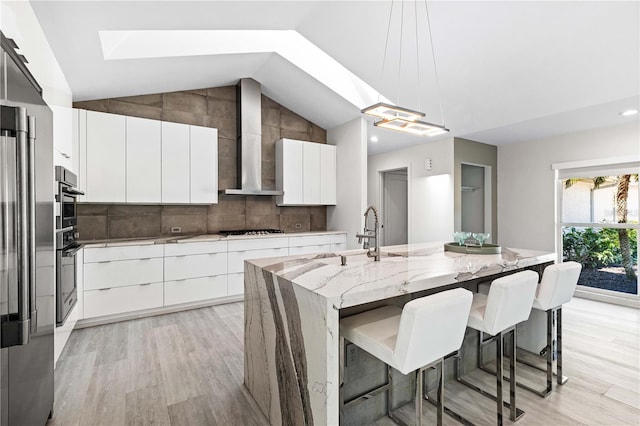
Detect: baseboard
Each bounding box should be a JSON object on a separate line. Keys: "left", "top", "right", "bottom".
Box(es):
{"left": 574, "top": 290, "right": 640, "bottom": 309}
{"left": 75, "top": 295, "right": 244, "bottom": 329}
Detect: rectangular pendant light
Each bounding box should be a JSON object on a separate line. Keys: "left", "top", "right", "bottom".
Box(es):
{"left": 374, "top": 118, "right": 449, "bottom": 136}
{"left": 361, "top": 102, "right": 425, "bottom": 122}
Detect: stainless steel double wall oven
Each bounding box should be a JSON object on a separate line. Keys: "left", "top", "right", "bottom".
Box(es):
{"left": 55, "top": 166, "right": 82, "bottom": 326}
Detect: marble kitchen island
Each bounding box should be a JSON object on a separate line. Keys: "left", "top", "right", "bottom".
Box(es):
{"left": 244, "top": 242, "right": 556, "bottom": 425}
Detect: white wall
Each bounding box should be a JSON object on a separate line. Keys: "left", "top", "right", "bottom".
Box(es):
{"left": 498, "top": 121, "right": 640, "bottom": 252}
{"left": 368, "top": 138, "right": 455, "bottom": 243}
{"left": 327, "top": 118, "right": 368, "bottom": 249}
{"left": 2, "top": 1, "right": 75, "bottom": 366}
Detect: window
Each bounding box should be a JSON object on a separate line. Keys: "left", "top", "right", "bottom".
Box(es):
{"left": 555, "top": 159, "right": 639, "bottom": 298}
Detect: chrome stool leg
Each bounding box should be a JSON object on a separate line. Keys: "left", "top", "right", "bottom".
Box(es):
{"left": 509, "top": 328, "right": 517, "bottom": 421}
{"left": 557, "top": 307, "right": 568, "bottom": 385}
{"left": 457, "top": 327, "right": 525, "bottom": 422}
{"left": 516, "top": 307, "right": 568, "bottom": 398}
{"left": 496, "top": 330, "right": 503, "bottom": 426}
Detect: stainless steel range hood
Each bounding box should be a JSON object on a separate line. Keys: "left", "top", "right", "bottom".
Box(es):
{"left": 222, "top": 79, "right": 283, "bottom": 196}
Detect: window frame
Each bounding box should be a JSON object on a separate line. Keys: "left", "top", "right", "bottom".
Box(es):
{"left": 553, "top": 156, "right": 639, "bottom": 300}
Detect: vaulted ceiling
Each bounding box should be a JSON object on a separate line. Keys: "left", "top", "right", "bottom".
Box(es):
{"left": 30, "top": 1, "right": 639, "bottom": 155}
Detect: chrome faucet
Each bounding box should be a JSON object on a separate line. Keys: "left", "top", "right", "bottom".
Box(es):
{"left": 356, "top": 205, "right": 380, "bottom": 261}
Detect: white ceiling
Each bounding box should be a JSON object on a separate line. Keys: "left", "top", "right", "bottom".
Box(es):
{"left": 30, "top": 1, "right": 640, "bottom": 156}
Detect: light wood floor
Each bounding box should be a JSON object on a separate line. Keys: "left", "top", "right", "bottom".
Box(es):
{"left": 50, "top": 298, "right": 639, "bottom": 426}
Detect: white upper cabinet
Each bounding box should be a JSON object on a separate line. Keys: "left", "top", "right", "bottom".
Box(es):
{"left": 276, "top": 138, "right": 336, "bottom": 206}
{"left": 85, "top": 111, "right": 126, "bottom": 202}
{"left": 52, "top": 105, "right": 73, "bottom": 171}
{"left": 276, "top": 138, "right": 303, "bottom": 205}
{"left": 320, "top": 144, "right": 336, "bottom": 205}
{"left": 161, "top": 121, "right": 191, "bottom": 203}
{"left": 303, "top": 142, "right": 321, "bottom": 204}
{"left": 76, "top": 109, "right": 218, "bottom": 204}
{"left": 190, "top": 126, "right": 218, "bottom": 204}
{"left": 73, "top": 109, "right": 87, "bottom": 201}
{"left": 126, "top": 116, "right": 161, "bottom": 203}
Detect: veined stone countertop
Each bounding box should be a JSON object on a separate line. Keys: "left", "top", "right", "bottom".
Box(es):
{"left": 244, "top": 242, "right": 556, "bottom": 425}
{"left": 79, "top": 230, "right": 347, "bottom": 248}
{"left": 246, "top": 242, "right": 556, "bottom": 310}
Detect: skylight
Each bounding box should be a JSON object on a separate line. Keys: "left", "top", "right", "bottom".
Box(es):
{"left": 99, "top": 30, "right": 390, "bottom": 109}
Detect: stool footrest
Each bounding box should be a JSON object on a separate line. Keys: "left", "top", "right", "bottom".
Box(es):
{"left": 343, "top": 383, "right": 391, "bottom": 409}
{"left": 457, "top": 376, "right": 526, "bottom": 421}
{"left": 422, "top": 393, "right": 476, "bottom": 426}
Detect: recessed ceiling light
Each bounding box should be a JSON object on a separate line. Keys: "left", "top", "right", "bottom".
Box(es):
{"left": 370, "top": 136, "right": 379, "bottom": 142}
{"left": 620, "top": 109, "right": 638, "bottom": 116}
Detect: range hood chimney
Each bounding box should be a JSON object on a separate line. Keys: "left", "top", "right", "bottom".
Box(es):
{"left": 222, "top": 79, "right": 283, "bottom": 196}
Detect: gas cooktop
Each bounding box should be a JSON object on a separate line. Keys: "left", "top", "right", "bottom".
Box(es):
{"left": 218, "top": 229, "right": 284, "bottom": 236}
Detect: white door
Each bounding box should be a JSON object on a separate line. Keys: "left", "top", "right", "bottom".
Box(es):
{"left": 161, "top": 121, "right": 190, "bottom": 203}
{"left": 86, "top": 110, "right": 126, "bottom": 202}
{"left": 190, "top": 126, "right": 218, "bottom": 204}
{"left": 127, "top": 116, "right": 161, "bottom": 203}
{"left": 383, "top": 170, "right": 408, "bottom": 246}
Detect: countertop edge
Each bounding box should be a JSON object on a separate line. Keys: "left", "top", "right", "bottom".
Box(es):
{"left": 80, "top": 230, "right": 348, "bottom": 248}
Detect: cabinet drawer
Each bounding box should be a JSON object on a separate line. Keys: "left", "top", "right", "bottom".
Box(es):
{"left": 84, "top": 245, "right": 163, "bottom": 263}
{"left": 227, "top": 272, "right": 244, "bottom": 296}
{"left": 228, "top": 247, "right": 289, "bottom": 274}
{"left": 288, "top": 244, "right": 332, "bottom": 256}
{"left": 164, "top": 275, "right": 227, "bottom": 306}
{"left": 164, "top": 253, "right": 227, "bottom": 281}
{"left": 84, "top": 283, "right": 163, "bottom": 318}
{"left": 289, "top": 234, "right": 344, "bottom": 247}
{"left": 84, "top": 258, "right": 163, "bottom": 290}
{"left": 331, "top": 242, "right": 347, "bottom": 252}
{"left": 164, "top": 240, "right": 227, "bottom": 257}
{"left": 227, "top": 237, "right": 288, "bottom": 252}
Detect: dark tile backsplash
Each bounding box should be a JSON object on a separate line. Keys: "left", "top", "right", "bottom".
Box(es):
{"left": 77, "top": 199, "right": 328, "bottom": 240}
{"left": 74, "top": 84, "right": 328, "bottom": 241}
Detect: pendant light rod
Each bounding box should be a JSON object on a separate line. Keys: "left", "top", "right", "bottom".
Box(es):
{"left": 397, "top": 0, "right": 404, "bottom": 106}
{"left": 414, "top": 0, "right": 421, "bottom": 112}
{"left": 379, "top": 0, "right": 395, "bottom": 101}
{"left": 424, "top": 0, "right": 446, "bottom": 127}
{"left": 362, "top": 0, "right": 449, "bottom": 137}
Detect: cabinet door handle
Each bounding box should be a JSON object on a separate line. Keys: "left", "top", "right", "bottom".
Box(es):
{"left": 175, "top": 255, "right": 187, "bottom": 258}
{"left": 98, "top": 287, "right": 112, "bottom": 291}
{"left": 139, "top": 258, "right": 151, "bottom": 261}
{"left": 98, "top": 260, "right": 110, "bottom": 264}
{"left": 139, "top": 283, "right": 152, "bottom": 286}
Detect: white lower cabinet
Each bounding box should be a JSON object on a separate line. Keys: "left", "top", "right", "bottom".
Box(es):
{"left": 331, "top": 242, "right": 347, "bottom": 252}
{"left": 289, "top": 234, "right": 345, "bottom": 256}
{"left": 84, "top": 258, "right": 164, "bottom": 290}
{"left": 84, "top": 283, "right": 164, "bottom": 318}
{"left": 164, "top": 253, "right": 227, "bottom": 281}
{"left": 227, "top": 272, "right": 244, "bottom": 296}
{"left": 165, "top": 276, "right": 228, "bottom": 306}
{"left": 81, "top": 233, "right": 347, "bottom": 321}
{"left": 289, "top": 244, "right": 332, "bottom": 256}
{"left": 228, "top": 247, "right": 289, "bottom": 274}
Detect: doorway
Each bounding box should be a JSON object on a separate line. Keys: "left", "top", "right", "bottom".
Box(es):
{"left": 461, "top": 163, "right": 492, "bottom": 238}
{"left": 382, "top": 169, "right": 408, "bottom": 246}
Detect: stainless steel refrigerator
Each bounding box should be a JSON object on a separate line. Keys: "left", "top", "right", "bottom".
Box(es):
{"left": 0, "top": 32, "right": 55, "bottom": 425}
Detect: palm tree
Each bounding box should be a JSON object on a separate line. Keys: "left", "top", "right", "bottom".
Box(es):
{"left": 565, "top": 174, "right": 637, "bottom": 280}
{"left": 616, "top": 174, "right": 636, "bottom": 280}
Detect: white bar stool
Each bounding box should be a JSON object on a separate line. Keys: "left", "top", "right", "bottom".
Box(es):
{"left": 455, "top": 270, "right": 539, "bottom": 425}
{"left": 339, "top": 288, "right": 473, "bottom": 426}
{"left": 519, "top": 261, "right": 582, "bottom": 397}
